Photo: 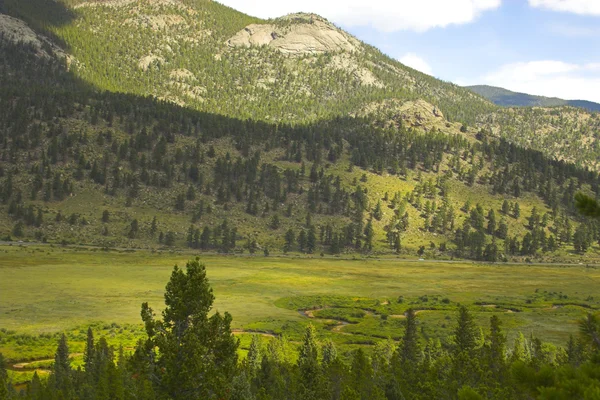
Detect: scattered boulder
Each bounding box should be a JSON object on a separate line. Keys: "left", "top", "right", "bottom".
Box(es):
{"left": 138, "top": 55, "right": 165, "bottom": 71}
{"left": 329, "top": 54, "right": 383, "bottom": 88}
{"left": 169, "top": 68, "right": 196, "bottom": 80}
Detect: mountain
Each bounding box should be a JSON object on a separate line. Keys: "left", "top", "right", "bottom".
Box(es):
{"left": 467, "top": 85, "right": 600, "bottom": 112}
{"left": 0, "top": 0, "right": 599, "bottom": 261}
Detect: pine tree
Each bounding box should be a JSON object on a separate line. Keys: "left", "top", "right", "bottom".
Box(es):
{"left": 454, "top": 306, "right": 478, "bottom": 354}
{"left": 298, "top": 324, "right": 321, "bottom": 399}
{"left": 84, "top": 327, "right": 95, "bottom": 374}
{"left": 284, "top": 229, "right": 295, "bottom": 253}
{"left": 373, "top": 200, "right": 383, "bottom": 221}
{"left": 364, "top": 218, "right": 374, "bottom": 251}
{"left": 393, "top": 234, "right": 402, "bottom": 253}
{"left": 513, "top": 202, "right": 521, "bottom": 219}
{"left": 501, "top": 200, "right": 510, "bottom": 215}
{"left": 139, "top": 259, "right": 238, "bottom": 399}
{"left": 0, "top": 353, "right": 9, "bottom": 400}
{"left": 401, "top": 308, "right": 420, "bottom": 364}
{"left": 53, "top": 334, "right": 72, "bottom": 395}
{"left": 307, "top": 226, "right": 317, "bottom": 254}
{"left": 150, "top": 217, "right": 158, "bottom": 236}
{"left": 486, "top": 209, "right": 496, "bottom": 235}
{"left": 245, "top": 335, "right": 262, "bottom": 378}
{"left": 487, "top": 316, "right": 506, "bottom": 373}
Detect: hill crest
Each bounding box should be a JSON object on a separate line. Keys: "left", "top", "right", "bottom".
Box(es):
{"left": 467, "top": 84, "right": 600, "bottom": 112}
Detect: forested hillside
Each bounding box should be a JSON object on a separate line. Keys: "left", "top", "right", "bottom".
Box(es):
{"left": 0, "top": 0, "right": 599, "bottom": 261}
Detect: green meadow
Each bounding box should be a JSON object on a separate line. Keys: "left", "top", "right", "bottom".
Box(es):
{"left": 1, "top": 245, "right": 599, "bottom": 384}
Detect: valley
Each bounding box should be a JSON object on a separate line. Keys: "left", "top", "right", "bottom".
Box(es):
{"left": 0, "top": 0, "right": 599, "bottom": 398}
{"left": 1, "top": 245, "right": 598, "bottom": 387}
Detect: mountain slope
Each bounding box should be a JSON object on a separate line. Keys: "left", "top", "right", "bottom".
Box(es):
{"left": 467, "top": 84, "right": 600, "bottom": 112}
{"left": 0, "top": 2, "right": 600, "bottom": 262}
{"left": 4, "top": 0, "right": 600, "bottom": 171}
{"left": 3, "top": 0, "right": 496, "bottom": 125}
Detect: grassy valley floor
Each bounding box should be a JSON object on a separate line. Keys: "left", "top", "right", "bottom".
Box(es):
{"left": 1, "top": 245, "right": 599, "bottom": 385}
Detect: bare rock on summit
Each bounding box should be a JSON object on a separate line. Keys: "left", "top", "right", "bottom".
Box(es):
{"left": 226, "top": 14, "right": 360, "bottom": 55}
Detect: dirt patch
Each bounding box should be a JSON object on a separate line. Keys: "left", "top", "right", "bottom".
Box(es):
{"left": 300, "top": 307, "right": 327, "bottom": 318}
{"left": 331, "top": 321, "right": 350, "bottom": 334}
{"left": 232, "top": 329, "right": 277, "bottom": 338}
{"left": 389, "top": 309, "right": 429, "bottom": 318}
{"left": 9, "top": 353, "right": 83, "bottom": 371}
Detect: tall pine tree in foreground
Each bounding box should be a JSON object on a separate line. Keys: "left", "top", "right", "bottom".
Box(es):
{"left": 137, "top": 258, "right": 238, "bottom": 399}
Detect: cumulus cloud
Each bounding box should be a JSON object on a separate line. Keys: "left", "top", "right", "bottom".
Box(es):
{"left": 529, "top": 0, "right": 600, "bottom": 15}
{"left": 480, "top": 60, "right": 600, "bottom": 102}
{"left": 217, "top": 0, "right": 501, "bottom": 32}
{"left": 399, "top": 53, "right": 433, "bottom": 75}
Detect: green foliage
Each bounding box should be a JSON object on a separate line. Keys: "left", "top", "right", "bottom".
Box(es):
{"left": 576, "top": 193, "right": 600, "bottom": 218}
{"left": 138, "top": 258, "right": 238, "bottom": 399}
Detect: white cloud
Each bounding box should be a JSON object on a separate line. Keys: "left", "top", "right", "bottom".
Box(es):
{"left": 529, "top": 0, "right": 600, "bottom": 15}
{"left": 217, "top": 0, "right": 501, "bottom": 32}
{"left": 479, "top": 60, "right": 600, "bottom": 102}
{"left": 399, "top": 53, "right": 433, "bottom": 75}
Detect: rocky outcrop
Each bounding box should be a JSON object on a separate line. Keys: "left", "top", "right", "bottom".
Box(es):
{"left": 356, "top": 99, "right": 456, "bottom": 133}
{"left": 0, "top": 14, "right": 66, "bottom": 59}
{"left": 329, "top": 54, "right": 384, "bottom": 88}
{"left": 138, "top": 55, "right": 165, "bottom": 71}
{"left": 226, "top": 14, "right": 360, "bottom": 55}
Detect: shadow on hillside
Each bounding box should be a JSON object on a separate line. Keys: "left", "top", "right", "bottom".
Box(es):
{"left": 0, "top": 14, "right": 596, "bottom": 195}
{"left": 3, "top": 0, "right": 77, "bottom": 49}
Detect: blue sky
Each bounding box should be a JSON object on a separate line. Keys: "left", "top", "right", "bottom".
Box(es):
{"left": 218, "top": 0, "right": 600, "bottom": 103}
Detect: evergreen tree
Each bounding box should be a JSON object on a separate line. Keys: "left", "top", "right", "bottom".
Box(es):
{"left": 373, "top": 200, "right": 383, "bottom": 221}
{"left": 52, "top": 334, "right": 72, "bottom": 396}
{"left": 401, "top": 308, "right": 420, "bottom": 364}
{"left": 84, "top": 327, "right": 95, "bottom": 374}
{"left": 245, "top": 335, "right": 262, "bottom": 378}
{"left": 307, "top": 225, "right": 317, "bottom": 254}
{"left": 501, "top": 200, "right": 510, "bottom": 215}
{"left": 513, "top": 202, "right": 521, "bottom": 219}
{"left": 454, "top": 306, "right": 478, "bottom": 354}
{"left": 284, "top": 229, "right": 295, "bottom": 253}
{"left": 0, "top": 354, "right": 9, "bottom": 400}
{"left": 364, "top": 218, "right": 374, "bottom": 251}
{"left": 487, "top": 316, "right": 506, "bottom": 373}
{"left": 298, "top": 324, "right": 321, "bottom": 399}
{"left": 486, "top": 209, "right": 496, "bottom": 235}
{"left": 139, "top": 259, "right": 238, "bottom": 399}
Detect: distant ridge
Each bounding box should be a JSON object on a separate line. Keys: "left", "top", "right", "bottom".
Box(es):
{"left": 466, "top": 84, "right": 600, "bottom": 112}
